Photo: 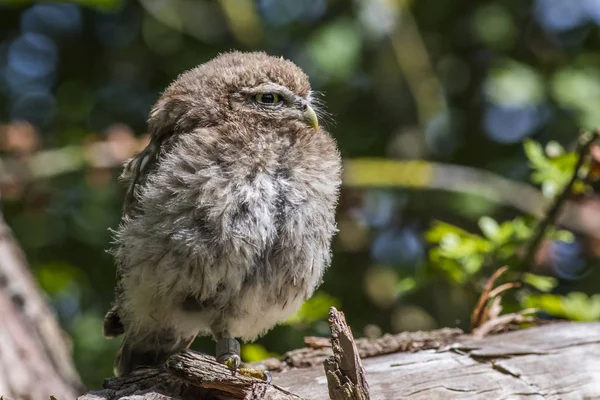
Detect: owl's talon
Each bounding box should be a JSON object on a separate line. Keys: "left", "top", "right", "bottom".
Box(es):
{"left": 215, "top": 337, "right": 271, "bottom": 382}
{"left": 264, "top": 370, "right": 272, "bottom": 384}
{"left": 224, "top": 354, "right": 241, "bottom": 374}
{"left": 222, "top": 355, "right": 270, "bottom": 382}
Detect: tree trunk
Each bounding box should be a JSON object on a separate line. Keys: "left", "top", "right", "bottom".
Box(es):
{"left": 0, "top": 212, "right": 84, "bottom": 400}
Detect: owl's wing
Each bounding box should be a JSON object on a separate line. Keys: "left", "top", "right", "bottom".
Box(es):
{"left": 103, "top": 129, "right": 173, "bottom": 338}
{"left": 104, "top": 91, "right": 188, "bottom": 337}
{"left": 120, "top": 139, "right": 162, "bottom": 218}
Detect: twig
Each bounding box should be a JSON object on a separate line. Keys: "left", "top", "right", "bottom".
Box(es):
{"left": 518, "top": 131, "right": 599, "bottom": 276}
{"left": 488, "top": 282, "right": 521, "bottom": 299}
{"left": 343, "top": 159, "right": 600, "bottom": 240}
{"left": 323, "top": 307, "right": 370, "bottom": 400}
{"left": 471, "top": 266, "right": 510, "bottom": 330}
{"left": 471, "top": 308, "right": 543, "bottom": 339}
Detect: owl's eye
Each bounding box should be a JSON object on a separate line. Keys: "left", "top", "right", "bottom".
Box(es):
{"left": 255, "top": 92, "right": 282, "bottom": 105}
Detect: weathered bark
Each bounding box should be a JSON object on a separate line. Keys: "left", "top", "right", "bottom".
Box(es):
{"left": 280, "top": 327, "right": 462, "bottom": 371}
{"left": 277, "top": 321, "right": 600, "bottom": 399}
{"left": 323, "top": 308, "right": 369, "bottom": 400}
{"left": 0, "top": 212, "right": 84, "bottom": 399}
{"left": 79, "top": 321, "right": 600, "bottom": 400}
{"left": 78, "top": 352, "right": 304, "bottom": 400}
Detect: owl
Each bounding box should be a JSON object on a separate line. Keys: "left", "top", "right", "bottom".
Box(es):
{"left": 102, "top": 51, "right": 342, "bottom": 379}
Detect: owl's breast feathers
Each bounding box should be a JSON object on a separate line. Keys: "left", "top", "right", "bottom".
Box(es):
{"left": 110, "top": 123, "right": 341, "bottom": 339}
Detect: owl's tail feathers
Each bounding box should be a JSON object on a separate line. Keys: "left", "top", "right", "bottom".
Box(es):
{"left": 113, "top": 333, "right": 197, "bottom": 377}
{"left": 104, "top": 308, "right": 170, "bottom": 377}
{"left": 114, "top": 341, "right": 166, "bottom": 377}
{"left": 103, "top": 306, "right": 125, "bottom": 338}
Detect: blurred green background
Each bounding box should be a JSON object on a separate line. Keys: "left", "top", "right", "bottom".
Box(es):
{"left": 2, "top": 0, "right": 600, "bottom": 390}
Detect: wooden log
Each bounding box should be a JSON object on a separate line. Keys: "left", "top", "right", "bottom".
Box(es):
{"left": 79, "top": 321, "right": 600, "bottom": 400}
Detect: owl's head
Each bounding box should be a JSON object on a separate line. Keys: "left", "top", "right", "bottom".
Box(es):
{"left": 148, "top": 51, "right": 323, "bottom": 137}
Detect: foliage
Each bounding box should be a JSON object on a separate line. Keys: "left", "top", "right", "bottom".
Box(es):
{"left": 524, "top": 140, "right": 588, "bottom": 198}
{"left": 241, "top": 343, "right": 279, "bottom": 363}
{"left": 524, "top": 292, "right": 600, "bottom": 321}
{"left": 285, "top": 291, "right": 341, "bottom": 327}
{"left": 423, "top": 139, "right": 593, "bottom": 322}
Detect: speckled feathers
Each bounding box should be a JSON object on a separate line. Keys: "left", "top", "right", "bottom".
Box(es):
{"left": 104, "top": 51, "right": 341, "bottom": 377}
{"left": 148, "top": 52, "right": 311, "bottom": 141}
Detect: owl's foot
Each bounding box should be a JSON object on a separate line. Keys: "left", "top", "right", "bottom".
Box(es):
{"left": 228, "top": 361, "right": 272, "bottom": 383}
{"left": 223, "top": 354, "right": 241, "bottom": 371}
{"left": 216, "top": 338, "right": 272, "bottom": 383}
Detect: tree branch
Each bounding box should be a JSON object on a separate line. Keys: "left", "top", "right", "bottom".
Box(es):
{"left": 324, "top": 307, "right": 370, "bottom": 400}
{"left": 518, "top": 130, "right": 599, "bottom": 275}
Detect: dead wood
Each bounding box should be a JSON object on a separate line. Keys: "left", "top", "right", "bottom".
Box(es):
{"left": 275, "top": 327, "right": 463, "bottom": 371}
{"left": 323, "top": 307, "right": 369, "bottom": 400}
{"left": 77, "top": 320, "right": 600, "bottom": 400}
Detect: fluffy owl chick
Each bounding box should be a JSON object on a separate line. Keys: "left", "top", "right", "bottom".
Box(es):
{"left": 103, "top": 51, "right": 342, "bottom": 378}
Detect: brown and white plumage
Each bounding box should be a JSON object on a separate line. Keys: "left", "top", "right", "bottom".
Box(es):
{"left": 103, "top": 51, "right": 342, "bottom": 376}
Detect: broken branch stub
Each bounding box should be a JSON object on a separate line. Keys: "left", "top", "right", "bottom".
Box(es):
{"left": 324, "top": 307, "right": 370, "bottom": 400}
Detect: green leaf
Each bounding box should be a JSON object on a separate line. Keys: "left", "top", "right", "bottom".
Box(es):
{"left": 512, "top": 217, "right": 533, "bottom": 239}
{"left": 523, "top": 292, "right": 600, "bottom": 321}
{"left": 523, "top": 293, "right": 564, "bottom": 315}
{"left": 523, "top": 139, "right": 550, "bottom": 169}
{"left": 425, "top": 221, "right": 472, "bottom": 243}
{"left": 495, "top": 220, "right": 516, "bottom": 244}
{"left": 285, "top": 291, "right": 340, "bottom": 325}
{"left": 562, "top": 292, "right": 600, "bottom": 321}
{"left": 523, "top": 273, "right": 558, "bottom": 292}
{"left": 35, "top": 261, "right": 88, "bottom": 295}
{"left": 478, "top": 216, "right": 500, "bottom": 241}
{"left": 523, "top": 138, "right": 588, "bottom": 199}
{"left": 552, "top": 152, "right": 578, "bottom": 170}
{"left": 551, "top": 230, "right": 575, "bottom": 243}
{"left": 242, "top": 343, "right": 279, "bottom": 363}
{"left": 463, "top": 254, "right": 485, "bottom": 275}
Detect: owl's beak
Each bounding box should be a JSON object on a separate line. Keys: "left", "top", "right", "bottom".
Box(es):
{"left": 303, "top": 104, "right": 319, "bottom": 131}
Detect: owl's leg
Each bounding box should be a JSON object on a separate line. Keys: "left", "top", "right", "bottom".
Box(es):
{"left": 215, "top": 335, "right": 241, "bottom": 368}
{"left": 213, "top": 331, "right": 271, "bottom": 383}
